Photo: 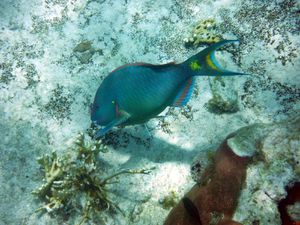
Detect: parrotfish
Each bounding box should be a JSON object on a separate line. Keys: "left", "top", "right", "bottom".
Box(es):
{"left": 91, "top": 40, "right": 246, "bottom": 138}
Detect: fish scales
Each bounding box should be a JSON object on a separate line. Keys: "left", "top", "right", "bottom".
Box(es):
{"left": 91, "top": 40, "right": 248, "bottom": 138}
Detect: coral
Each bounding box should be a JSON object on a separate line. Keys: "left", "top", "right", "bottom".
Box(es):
{"left": 164, "top": 116, "right": 300, "bottom": 225}
{"left": 33, "top": 133, "right": 153, "bottom": 225}
{"left": 226, "top": 123, "right": 268, "bottom": 157}
{"left": 164, "top": 131, "right": 251, "bottom": 225}
{"left": 184, "top": 19, "right": 222, "bottom": 46}
{"left": 232, "top": 116, "right": 300, "bottom": 224}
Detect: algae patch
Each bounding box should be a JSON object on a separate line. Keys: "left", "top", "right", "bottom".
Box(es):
{"left": 159, "top": 191, "right": 179, "bottom": 209}
{"left": 33, "top": 133, "right": 154, "bottom": 225}
{"left": 40, "top": 84, "right": 74, "bottom": 122}
{"left": 205, "top": 77, "right": 239, "bottom": 114}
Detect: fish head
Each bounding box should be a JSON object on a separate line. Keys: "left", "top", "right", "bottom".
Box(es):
{"left": 90, "top": 97, "right": 116, "bottom": 126}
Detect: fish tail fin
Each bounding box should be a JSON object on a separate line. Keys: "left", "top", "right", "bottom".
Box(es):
{"left": 182, "top": 40, "right": 249, "bottom": 77}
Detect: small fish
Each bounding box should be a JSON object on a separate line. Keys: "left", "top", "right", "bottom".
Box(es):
{"left": 91, "top": 40, "right": 247, "bottom": 138}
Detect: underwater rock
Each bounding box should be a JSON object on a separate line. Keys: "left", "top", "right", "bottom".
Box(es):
{"left": 278, "top": 182, "right": 300, "bottom": 225}
{"left": 164, "top": 116, "right": 300, "bottom": 225}
{"left": 74, "top": 40, "right": 92, "bottom": 53}
{"left": 76, "top": 51, "right": 94, "bottom": 64}
{"left": 226, "top": 123, "right": 268, "bottom": 157}
{"left": 233, "top": 116, "right": 300, "bottom": 225}
{"left": 73, "top": 40, "right": 96, "bottom": 64}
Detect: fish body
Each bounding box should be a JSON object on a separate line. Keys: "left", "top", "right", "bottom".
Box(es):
{"left": 91, "top": 40, "right": 247, "bottom": 137}
{"left": 92, "top": 62, "right": 188, "bottom": 124}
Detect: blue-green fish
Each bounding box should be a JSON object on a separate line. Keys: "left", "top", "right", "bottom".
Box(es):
{"left": 91, "top": 40, "right": 246, "bottom": 138}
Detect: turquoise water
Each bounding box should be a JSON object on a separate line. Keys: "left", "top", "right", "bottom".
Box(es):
{"left": 0, "top": 0, "right": 299, "bottom": 224}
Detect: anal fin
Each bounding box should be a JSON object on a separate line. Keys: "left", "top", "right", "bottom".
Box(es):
{"left": 172, "top": 77, "right": 195, "bottom": 107}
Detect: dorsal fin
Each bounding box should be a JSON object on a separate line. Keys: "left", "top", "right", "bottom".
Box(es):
{"left": 111, "top": 61, "right": 176, "bottom": 73}
{"left": 172, "top": 77, "right": 195, "bottom": 107}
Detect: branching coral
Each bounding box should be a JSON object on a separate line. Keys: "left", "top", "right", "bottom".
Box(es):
{"left": 33, "top": 133, "right": 154, "bottom": 224}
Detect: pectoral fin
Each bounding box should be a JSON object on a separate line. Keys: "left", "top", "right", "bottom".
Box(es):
{"left": 95, "top": 110, "right": 130, "bottom": 138}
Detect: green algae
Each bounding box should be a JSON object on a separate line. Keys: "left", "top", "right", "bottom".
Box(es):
{"left": 160, "top": 191, "right": 179, "bottom": 209}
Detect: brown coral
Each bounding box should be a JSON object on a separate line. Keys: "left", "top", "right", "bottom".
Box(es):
{"left": 164, "top": 134, "right": 252, "bottom": 225}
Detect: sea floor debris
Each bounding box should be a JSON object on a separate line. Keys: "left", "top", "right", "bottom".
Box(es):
{"left": 33, "top": 133, "right": 154, "bottom": 225}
